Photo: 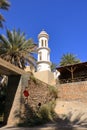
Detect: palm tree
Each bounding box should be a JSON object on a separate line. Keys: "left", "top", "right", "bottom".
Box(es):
{"left": 59, "top": 53, "right": 80, "bottom": 66}
{"left": 0, "top": 29, "right": 37, "bottom": 69}
{"left": 0, "top": 0, "right": 10, "bottom": 28}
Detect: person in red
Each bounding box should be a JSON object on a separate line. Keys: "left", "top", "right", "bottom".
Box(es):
{"left": 23, "top": 87, "right": 29, "bottom": 104}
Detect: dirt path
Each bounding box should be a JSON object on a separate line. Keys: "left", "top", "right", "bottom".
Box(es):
{"left": 1, "top": 100, "right": 87, "bottom": 130}
{"left": 55, "top": 100, "right": 87, "bottom": 127}
{"left": 1, "top": 125, "right": 87, "bottom": 130}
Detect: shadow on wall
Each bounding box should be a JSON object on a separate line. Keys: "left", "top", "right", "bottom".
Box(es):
{"left": 13, "top": 76, "right": 58, "bottom": 127}
{"left": 15, "top": 104, "right": 77, "bottom": 129}
{"left": 14, "top": 95, "right": 42, "bottom": 127}
{"left": 3, "top": 75, "right": 21, "bottom": 126}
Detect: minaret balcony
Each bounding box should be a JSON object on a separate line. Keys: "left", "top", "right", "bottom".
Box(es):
{"left": 37, "top": 61, "right": 51, "bottom": 65}
{"left": 37, "top": 47, "right": 50, "bottom": 52}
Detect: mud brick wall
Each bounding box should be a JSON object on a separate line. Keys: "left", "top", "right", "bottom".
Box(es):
{"left": 57, "top": 81, "right": 87, "bottom": 103}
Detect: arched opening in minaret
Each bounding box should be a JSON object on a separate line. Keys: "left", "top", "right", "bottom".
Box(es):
{"left": 45, "top": 40, "right": 47, "bottom": 47}
{"left": 39, "top": 52, "right": 42, "bottom": 61}
{"left": 41, "top": 40, "right": 44, "bottom": 47}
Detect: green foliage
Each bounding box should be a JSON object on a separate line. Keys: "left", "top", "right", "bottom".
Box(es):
{"left": 30, "top": 75, "right": 38, "bottom": 84}
{"left": 0, "top": 29, "right": 37, "bottom": 69}
{"left": 0, "top": 0, "right": 10, "bottom": 10}
{"left": 38, "top": 101, "right": 56, "bottom": 121}
{"left": 48, "top": 85, "right": 58, "bottom": 99}
{"left": 0, "top": 0, "right": 10, "bottom": 28}
{"left": 59, "top": 53, "right": 81, "bottom": 66}
{"left": 18, "top": 101, "right": 56, "bottom": 127}
{"left": 39, "top": 104, "right": 51, "bottom": 121}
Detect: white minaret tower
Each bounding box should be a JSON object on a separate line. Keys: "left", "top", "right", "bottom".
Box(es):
{"left": 37, "top": 30, "right": 51, "bottom": 71}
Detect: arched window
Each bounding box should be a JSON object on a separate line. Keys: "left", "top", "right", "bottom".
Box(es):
{"left": 45, "top": 40, "right": 47, "bottom": 47}
{"left": 39, "top": 52, "right": 42, "bottom": 60}
{"left": 41, "top": 40, "right": 44, "bottom": 47}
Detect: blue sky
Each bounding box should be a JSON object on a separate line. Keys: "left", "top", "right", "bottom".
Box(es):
{"left": 1, "top": 0, "right": 87, "bottom": 65}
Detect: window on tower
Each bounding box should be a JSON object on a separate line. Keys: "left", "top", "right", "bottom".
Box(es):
{"left": 45, "top": 40, "right": 47, "bottom": 47}
{"left": 39, "top": 52, "right": 42, "bottom": 61}
{"left": 41, "top": 40, "right": 44, "bottom": 47}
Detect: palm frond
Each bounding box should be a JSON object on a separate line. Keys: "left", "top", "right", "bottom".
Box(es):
{"left": 0, "top": 28, "right": 37, "bottom": 69}
{"left": 0, "top": 34, "right": 11, "bottom": 48}
{"left": 0, "top": 14, "right": 5, "bottom": 28}
{"left": 59, "top": 53, "right": 80, "bottom": 66}
{"left": 0, "top": 0, "right": 10, "bottom": 10}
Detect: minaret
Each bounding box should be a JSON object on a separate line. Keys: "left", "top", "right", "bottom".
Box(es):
{"left": 37, "top": 30, "right": 51, "bottom": 72}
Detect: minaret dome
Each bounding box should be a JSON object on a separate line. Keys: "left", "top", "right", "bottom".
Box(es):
{"left": 38, "top": 30, "right": 49, "bottom": 39}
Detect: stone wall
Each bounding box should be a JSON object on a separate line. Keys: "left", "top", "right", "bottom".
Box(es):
{"left": 57, "top": 81, "right": 87, "bottom": 103}
{"left": 34, "top": 70, "right": 56, "bottom": 85}
{"left": 20, "top": 77, "right": 56, "bottom": 124}
{"left": 5, "top": 74, "right": 56, "bottom": 126}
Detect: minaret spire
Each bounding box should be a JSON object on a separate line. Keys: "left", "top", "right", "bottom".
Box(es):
{"left": 37, "top": 30, "right": 51, "bottom": 71}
